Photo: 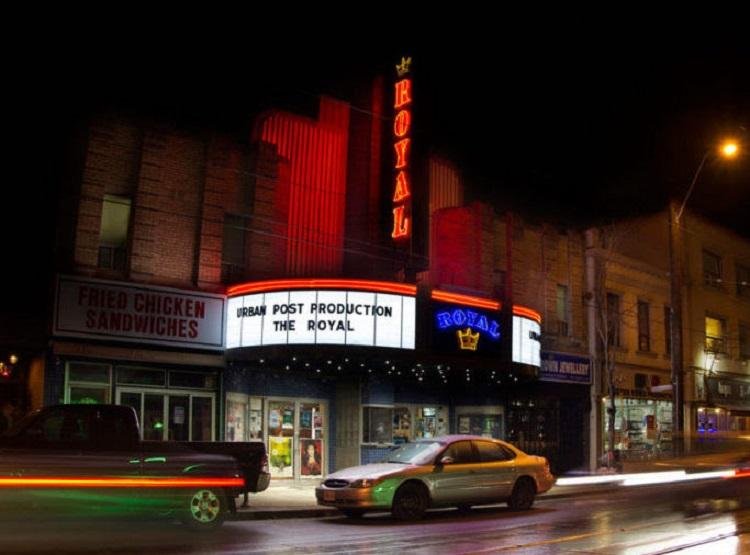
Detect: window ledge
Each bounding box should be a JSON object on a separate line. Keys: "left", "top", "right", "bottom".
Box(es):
{"left": 636, "top": 350, "right": 659, "bottom": 359}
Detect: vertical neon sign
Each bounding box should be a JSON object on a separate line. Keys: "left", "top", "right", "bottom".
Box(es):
{"left": 392, "top": 57, "right": 412, "bottom": 240}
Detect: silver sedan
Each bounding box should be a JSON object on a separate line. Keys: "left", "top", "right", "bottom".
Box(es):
{"left": 315, "top": 435, "right": 555, "bottom": 519}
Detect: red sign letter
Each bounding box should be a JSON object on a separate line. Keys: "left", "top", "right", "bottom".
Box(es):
{"left": 393, "top": 171, "right": 411, "bottom": 202}
{"left": 394, "top": 79, "right": 412, "bottom": 109}
{"left": 392, "top": 205, "right": 410, "bottom": 239}
{"left": 394, "top": 138, "right": 411, "bottom": 169}
{"left": 393, "top": 109, "right": 411, "bottom": 138}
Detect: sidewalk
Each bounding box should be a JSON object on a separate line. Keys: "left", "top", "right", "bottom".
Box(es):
{"left": 234, "top": 482, "right": 337, "bottom": 520}
{"left": 233, "top": 454, "right": 744, "bottom": 521}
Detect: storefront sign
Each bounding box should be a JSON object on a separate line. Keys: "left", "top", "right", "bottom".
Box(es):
{"left": 54, "top": 276, "right": 225, "bottom": 350}
{"left": 392, "top": 56, "right": 413, "bottom": 241}
{"left": 512, "top": 315, "right": 541, "bottom": 367}
{"left": 226, "top": 290, "right": 416, "bottom": 349}
{"left": 540, "top": 352, "right": 591, "bottom": 384}
{"left": 432, "top": 302, "right": 501, "bottom": 354}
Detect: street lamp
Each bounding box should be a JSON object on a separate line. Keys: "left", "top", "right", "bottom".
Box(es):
{"left": 669, "top": 138, "right": 740, "bottom": 456}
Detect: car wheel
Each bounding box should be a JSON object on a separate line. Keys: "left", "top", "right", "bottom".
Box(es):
{"left": 392, "top": 482, "right": 428, "bottom": 520}
{"left": 507, "top": 477, "right": 536, "bottom": 510}
{"left": 340, "top": 509, "right": 366, "bottom": 518}
{"left": 182, "top": 488, "right": 227, "bottom": 531}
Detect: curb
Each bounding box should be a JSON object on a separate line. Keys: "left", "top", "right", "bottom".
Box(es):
{"left": 232, "top": 507, "right": 340, "bottom": 521}
{"left": 230, "top": 485, "right": 612, "bottom": 520}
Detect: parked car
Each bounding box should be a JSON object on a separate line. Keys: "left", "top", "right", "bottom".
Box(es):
{"left": 316, "top": 435, "right": 555, "bottom": 519}
{"left": 0, "top": 404, "right": 269, "bottom": 530}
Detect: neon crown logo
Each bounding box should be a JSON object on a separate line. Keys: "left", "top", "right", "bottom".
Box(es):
{"left": 396, "top": 56, "right": 412, "bottom": 77}
{"left": 457, "top": 328, "right": 480, "bottom": 351}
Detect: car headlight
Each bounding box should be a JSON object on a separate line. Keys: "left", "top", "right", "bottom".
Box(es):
{"left": 349, "top": 478, "right": 381, "bottom": 488}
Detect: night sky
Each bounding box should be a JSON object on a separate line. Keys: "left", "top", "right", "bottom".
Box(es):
{"left": 5, "top": 20, "right": 750, "bottom": 314}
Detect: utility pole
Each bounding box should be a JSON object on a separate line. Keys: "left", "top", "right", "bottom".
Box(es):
{"left": 668, "top": 200, "right": 684, "bottom": 456}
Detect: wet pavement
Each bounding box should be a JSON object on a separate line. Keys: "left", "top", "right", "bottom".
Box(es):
{"left": 234, "top": 452, "right": 746, "bottom": 520}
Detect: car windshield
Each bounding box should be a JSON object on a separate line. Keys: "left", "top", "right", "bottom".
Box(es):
{"left": 384, "top": 441, "right": 444, "bottom": 464}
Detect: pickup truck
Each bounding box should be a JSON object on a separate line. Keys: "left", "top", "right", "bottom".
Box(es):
{"left": 0, "top": 404, "right": 270, "bottom": 530}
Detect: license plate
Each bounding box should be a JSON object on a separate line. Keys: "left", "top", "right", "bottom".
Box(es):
{"left": 324, "top": 490, "right": 336, "bottom": 502}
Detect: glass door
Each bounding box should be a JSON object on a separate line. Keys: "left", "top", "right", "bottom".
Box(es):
{"left": 265, "top": 398, "right": 328, "bottom": 480}
{"left": 267, "top": 400, "right": 295, "bottom": 478}
{"left": 299, "top": 402, "right": 324, "bottom": 479}
{"left": 144, "top": 393, "right": 166, "bottom": 440}
{"left": 168, "top": 395, "right": 190, "bottom": 441}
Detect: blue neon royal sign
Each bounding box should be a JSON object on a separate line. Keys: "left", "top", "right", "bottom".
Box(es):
{"left": 435, "top": 308, "right": 500, "bottom": 340}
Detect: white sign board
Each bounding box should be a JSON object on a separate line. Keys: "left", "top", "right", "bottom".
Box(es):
{"left": 54, "top": 276, "right": 225, "bottom": 350}
{"left": 226, "top": 290, "right": 416, "bottom": 349}
{"left": 512, "top": 315, "right": 541, "bottom": 367}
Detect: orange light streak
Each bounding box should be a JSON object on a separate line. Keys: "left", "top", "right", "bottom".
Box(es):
{"left": 513, "top": 305, "right": 542, "bottom": 323}
{"left": 227, "top": 279, "right": 417, "bottom": 297}
{"left": 0, "top": 477, "right": 245, "bottom": 488}
{"left": 431, "top": 290, "right": 501, "bottom": 311}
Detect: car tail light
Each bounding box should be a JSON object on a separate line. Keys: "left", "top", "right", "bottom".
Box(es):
{"left": 261, "top": 453, "right": 270, "bottom": 474}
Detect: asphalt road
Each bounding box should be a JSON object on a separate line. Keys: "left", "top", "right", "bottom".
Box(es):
{"left": 2, "top": 479, "right": 750, "bottom": 554}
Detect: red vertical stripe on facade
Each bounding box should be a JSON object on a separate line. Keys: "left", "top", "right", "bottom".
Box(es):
{"left": 259, "top": 98, "right": 349, "bottom": 276}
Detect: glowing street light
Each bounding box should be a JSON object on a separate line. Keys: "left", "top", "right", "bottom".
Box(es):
{"left": 676, "top": 139, "right": 741, "bottom": 223}
{"left": 721, "top": 140, "right": 739, "bottom": 158}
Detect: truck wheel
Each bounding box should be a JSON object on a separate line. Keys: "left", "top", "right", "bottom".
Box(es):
{"left": 507, "top": 477, "right": 536, "bottom": 510}
{"left": 392, "top": 483, "right": 427, "bottom": 520}
{"left": 182, "top": 488, "right": 227, "bottom": 531}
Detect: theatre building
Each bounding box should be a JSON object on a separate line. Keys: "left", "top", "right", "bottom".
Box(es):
{"left": 30, "top": 59, "right": 588, "bottom": 480}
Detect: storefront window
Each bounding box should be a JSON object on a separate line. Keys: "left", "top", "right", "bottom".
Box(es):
{"left": 65, "top": 362, "right": 112, "bottom": 404}
{"left": 387, "top": 405, "right": 448, "bottom": 443}
{"left": 117, "top": 367, "right": 166, "bottom": 387}
{"left": 226, "top": 395, "right": 248, "bottom": 442}
{"left": 69, "top": 386, "right": 109, "bottom": 405}
{"left": 602, "top": 397, "right": 672, "bottom": 459}
{"left": 362, "top": 406, "right": 393, "bottom": 444}
{"left": 393, "top": 407, "right": 411, "bottom": 444}
{"left": 170, "top": 371, "right": 217, "bottom": 389}
{"left": 68, "top": 362, "right": 111, "bottom": 384}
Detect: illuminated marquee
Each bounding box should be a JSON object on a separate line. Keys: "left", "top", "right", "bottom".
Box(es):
{"left": 392, "top": 56, "right": 413, "bottom": 240}
{"left": 226, "top": 280, "right": 416, "bottom": 350}
{"left": 512, "top": 313, "right": 541, "bottom": 367}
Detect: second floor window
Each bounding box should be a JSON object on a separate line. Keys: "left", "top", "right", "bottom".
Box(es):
{"left": 740, "top": 324, "right": 750, "bottom": 361}
{"left": 637, "top": 301, "right": 650, "bottom": 352}
{"left": 705, "top": 315, "right": 726, "bottom": 353}
{"left": 606, "top": 292, "right": 621, "bottom": 347}
{"left": 98, "top": 195, "right": 131, "bottom": 272}
{"left": 556, "top": 284, "right": 569, "bottom": 336}
{"left": 703, "top": 250, "right": 722, "bottom": 287}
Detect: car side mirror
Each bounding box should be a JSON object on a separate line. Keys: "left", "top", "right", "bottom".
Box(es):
{"left": 439, "top": 455, "right": 455, "bottom": 465}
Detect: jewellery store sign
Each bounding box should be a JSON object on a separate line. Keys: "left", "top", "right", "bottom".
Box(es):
{"left": 226, "top": 290, "right": 416, "bottom": 349}
{"left": 54, "top": 275, "right": 225, "bottom": 350}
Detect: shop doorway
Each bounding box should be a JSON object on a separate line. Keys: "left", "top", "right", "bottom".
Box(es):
{"left": 117, "top": 388, "right": 215, "bottom": 441}
{"left": 266, "top": 398, "right": 327, "bottom": 480}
